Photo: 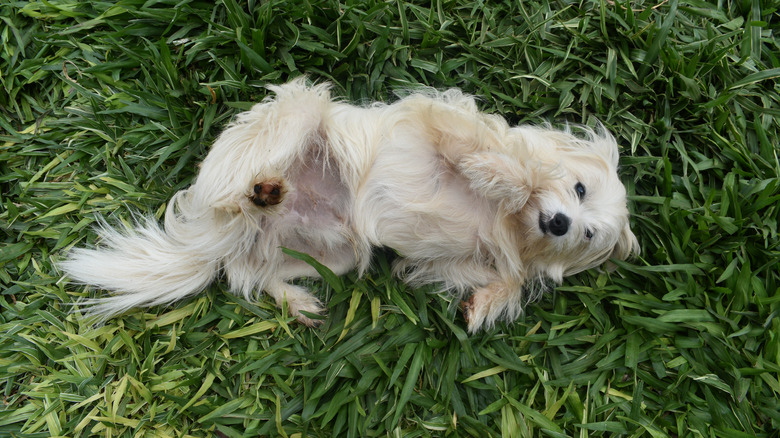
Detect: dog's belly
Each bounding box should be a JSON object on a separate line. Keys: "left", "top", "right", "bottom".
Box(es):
{"left": 356, "top": 127, "right": 493, "bottom": 262}
{"left": 372, "top": 188, "right": 489, "bottom": 261}
{"left": 275, "top": 150, "right": 357, "bottom": 274}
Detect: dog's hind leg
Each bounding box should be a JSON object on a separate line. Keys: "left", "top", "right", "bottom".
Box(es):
{"left": 264, "top": 280, "right": 325, "bottom": 327}
{"left": 253, "top": 245, "right": 356, "bottom": 326}
{"left": 188, "top": 79, "right": 333, "bottom": 216}
{"left": 266, "top": 239, "right": 357, "bottom": 326}
{"left": 248, "top": 177, "right": 287, "bottom": 208}
{"left": 61, "top": 80, "right": 340, "bottom": 321}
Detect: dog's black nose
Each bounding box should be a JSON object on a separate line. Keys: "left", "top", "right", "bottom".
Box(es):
{"left": 548, "top": 213, "right": 570, "bottom": 236}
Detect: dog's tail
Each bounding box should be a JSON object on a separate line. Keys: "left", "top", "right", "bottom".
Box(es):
{"left": 59, "top": 191, "right": 254, "bottom": 319}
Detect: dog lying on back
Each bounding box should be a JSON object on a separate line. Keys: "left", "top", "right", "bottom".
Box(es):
{"left": 62, "top": 79, "right": 638, "bottom": 332}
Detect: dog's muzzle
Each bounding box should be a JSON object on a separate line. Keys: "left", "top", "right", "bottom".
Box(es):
{"left": 539, "top": 213, "right": 570, "bottom": 236}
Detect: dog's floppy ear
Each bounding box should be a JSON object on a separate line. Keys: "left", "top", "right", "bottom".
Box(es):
{"left": 456, "top": 152, "right": 532, "bottom": 212}
{"left": 611, "top": 222, "right": 640, "bottom": 262}
{"left": 589, "top": 125, "right": 621, "bottom": 169}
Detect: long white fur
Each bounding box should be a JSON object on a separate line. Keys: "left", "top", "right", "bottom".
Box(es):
{"left": 61, "top": 78, "right": 639, "bottom": 332}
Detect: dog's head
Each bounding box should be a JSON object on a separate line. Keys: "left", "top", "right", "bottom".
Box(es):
{"left": 476, "top": 127, "right": 639, "bottom": 282}
{"left": 506, "top": 125, "right": 639, "bottom": 282}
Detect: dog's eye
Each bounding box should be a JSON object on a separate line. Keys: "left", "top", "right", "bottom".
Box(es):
{"left": 575, "top": 182, "right": 586, "bottom": 200}
{"left": 585, "top": 229, "right": 594, "bottom": 240}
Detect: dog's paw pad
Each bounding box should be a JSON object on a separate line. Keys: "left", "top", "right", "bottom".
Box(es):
{"left": 463, "top": 293, "right": 491, "bottom": 333}
{"left": 250, "top": 179, "right": 285, "bottom": 207}
{"left": 460, "top": 295, "right": 475, "bottom": 325}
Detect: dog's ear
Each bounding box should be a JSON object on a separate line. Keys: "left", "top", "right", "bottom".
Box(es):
{"left": 456, "top": 152, "right": 532, "bottom": 212}
{"left": 590, "top": 125, "right": 621, "bottom": 169}
{"left": 611, "top": 222, "right": 640, "bottom": 262}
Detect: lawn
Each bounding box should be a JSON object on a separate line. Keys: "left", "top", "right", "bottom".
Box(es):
{"left": 2, "top": 0, "right": 779, "bottom": 436}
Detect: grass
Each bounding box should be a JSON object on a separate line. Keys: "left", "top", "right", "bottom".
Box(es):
{"left": 1, "top": 0, "right": 779, "bottom": 436}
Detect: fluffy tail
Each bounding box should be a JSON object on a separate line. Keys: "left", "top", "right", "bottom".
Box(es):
{"left": 59, "top": 217, "right": 217, "bottom": 318}
{"left": 59, "top": 190, "right": 258, "bottom": 318}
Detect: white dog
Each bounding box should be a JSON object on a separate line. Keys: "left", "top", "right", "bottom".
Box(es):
{"left": 61, "top": 78, "right": 639, "bottom": 332}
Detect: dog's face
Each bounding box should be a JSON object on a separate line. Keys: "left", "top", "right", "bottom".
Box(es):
{"left": 512, "top": 127, "right": 639, "bottom": 282}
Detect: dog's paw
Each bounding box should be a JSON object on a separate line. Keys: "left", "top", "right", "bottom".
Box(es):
{"left": 296, "top": 312, "right": 324, "bottom": 327}
{"left": 288, "top": 293, "right": 325, "bottom": 327}
{"left": 456, "top": 153, "right": 531, "bottom": 212}
{"left": 266, "top": 281, "right": 325, "bottom": 327}
{"left": 250, "top": 178, "right": 286, "bottom": 207}
{"left": 462, "top": 283, "right": 514, "bottom": 333}
{"left": 462, "top": 293, "right": 489, "bottom": 333}
{"left": 460, "top": 295, "right": 475, "bottom": 326}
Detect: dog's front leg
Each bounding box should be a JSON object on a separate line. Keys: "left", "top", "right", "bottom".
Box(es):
{"left": 461, "top": 281, "right": 523, "bottom": 333}
{"left": 456, "top": 152, "right": 533, "bottom": 212}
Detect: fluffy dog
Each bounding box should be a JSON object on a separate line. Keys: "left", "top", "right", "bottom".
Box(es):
{"left": 61, "top": 78, "right": 639, "bottom": 332}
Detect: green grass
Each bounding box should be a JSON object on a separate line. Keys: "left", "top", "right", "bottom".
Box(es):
{"left": 2, "top": 0, "right": 779, "bottom": 436}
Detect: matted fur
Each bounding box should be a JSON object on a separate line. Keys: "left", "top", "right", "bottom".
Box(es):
{"left": 61, "top": 78, "right": 639, "bottom": 332}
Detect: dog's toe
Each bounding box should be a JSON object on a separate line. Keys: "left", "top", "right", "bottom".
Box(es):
{"left": 250, "top": 179, "right": 285, "bottom": 207}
